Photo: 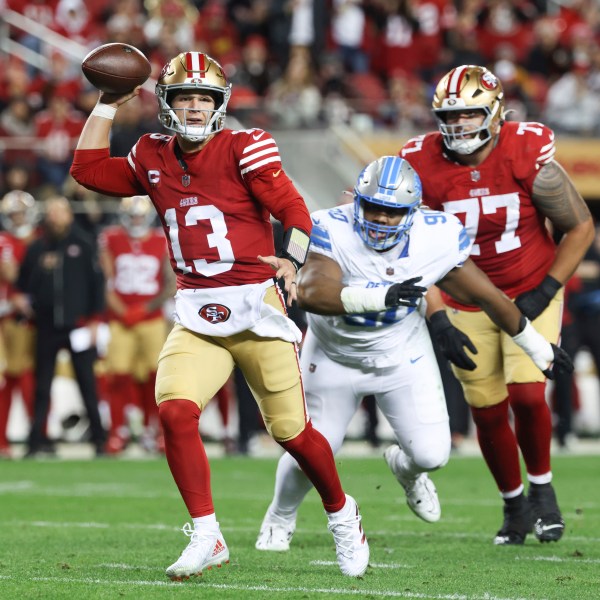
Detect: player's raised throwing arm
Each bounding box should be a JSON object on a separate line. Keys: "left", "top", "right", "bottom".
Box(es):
{"left": 76, "top": 90, "right": 139, "bottom": 150}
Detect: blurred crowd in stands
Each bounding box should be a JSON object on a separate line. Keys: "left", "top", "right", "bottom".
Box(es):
{"left": 2, "top": 0, "right": 600, "bottom": 200}
{"left": 0, "top": 0, "right": 599, "bottom": 457}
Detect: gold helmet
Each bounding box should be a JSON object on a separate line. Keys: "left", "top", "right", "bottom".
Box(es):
{"left": 119, "top": 195, "right": 154, "bottom": 238}
{"left": 0, "top": 190, "right": 37, "bottom": 239}
{"left": 156, "top": 52, "right": 232, "bottom": 142}
{"left": 432, "top": 65, "right": 505, "bottom": 155}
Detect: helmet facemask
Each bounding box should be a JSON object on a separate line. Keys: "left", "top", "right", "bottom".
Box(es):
{"left": 156, "top": 52, "right": 232, "bottom": 143}
{"left": 353, "top": 156, "right": 422, "bottom": 251}
{"left": 434, "top": 106, "right": 497, "bottom": 154}
{"left": 0, "top": 190, "right": 37, "bottom": 239}
{"left": 119, "top": 195, "right": 154, "bottom": 238}
{"left": 432, "top": 65, "right": 505, "bottom": 155}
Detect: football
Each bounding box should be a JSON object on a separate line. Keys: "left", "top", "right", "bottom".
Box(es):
{"left": 81, "top": 43, "right": 151, "bottom": 94}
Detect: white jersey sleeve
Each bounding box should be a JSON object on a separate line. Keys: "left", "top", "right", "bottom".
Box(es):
{"left": 305, "top": 205, "right": 472, "bottom": 368}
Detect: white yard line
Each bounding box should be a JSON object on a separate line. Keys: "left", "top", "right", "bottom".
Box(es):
{"left": 4, "top": 575, "right": 539, "bottom": 600}
{"left": 516, "top": 555, "right": 600, "bottom": 564}
{"left": 4, "top": 519, "right": 600, "bottom": 543}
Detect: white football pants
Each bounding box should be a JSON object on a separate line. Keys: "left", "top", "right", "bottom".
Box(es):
{"left": 268, "top": 323, "right": 452, "bottom": 519}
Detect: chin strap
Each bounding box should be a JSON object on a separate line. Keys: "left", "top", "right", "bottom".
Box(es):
{"left": 279, "top": 227, "right": 310, "bottom": 272}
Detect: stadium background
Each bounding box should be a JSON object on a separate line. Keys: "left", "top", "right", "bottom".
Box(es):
{"left": 1, "top": 0, "right": 599, "bottom": 452}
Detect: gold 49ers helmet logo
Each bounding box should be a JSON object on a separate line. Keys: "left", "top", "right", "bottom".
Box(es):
{"left": 199, "top": 304, "right": 231, "bottom": 323}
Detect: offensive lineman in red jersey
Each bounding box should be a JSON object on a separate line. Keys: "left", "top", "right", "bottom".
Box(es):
{"left": 70, "top": 52, "right": 372, "bottom": 578}
{"left": 98, "top": 195, "right": 174, "bottom": 455}
{"left": 400, "top": 65, "right": 594, "bottom": 545}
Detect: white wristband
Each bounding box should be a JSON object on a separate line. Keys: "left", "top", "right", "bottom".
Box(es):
{"left": 511, "top": 319, "right": 553, "bottom": 372}
{"left": 91, "top": 103, "right": 117, "bottom": 120}
{"left": 340, "top": 286, "right": 388, "bottom": 314}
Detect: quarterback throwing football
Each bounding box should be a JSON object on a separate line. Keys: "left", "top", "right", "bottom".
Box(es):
{"left": 71, "top": 52, "right": 371, "bottom": 579}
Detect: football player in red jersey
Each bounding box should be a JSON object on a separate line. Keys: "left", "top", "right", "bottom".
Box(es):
{"left": 0, "top": 191, "right": 39, "bottom": 458}
{"left": 70, "top": 52, "right": 371, "bottom": 578}
{"left": 399, "top": 65, "right": 595, "bottom": 546}
{"left": 98, "top": 195, "right": 175, "bottom": 455}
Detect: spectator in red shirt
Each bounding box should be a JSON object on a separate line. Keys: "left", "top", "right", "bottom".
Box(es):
{"left": 34, "top": 91, "right": 85, "bottom": 192}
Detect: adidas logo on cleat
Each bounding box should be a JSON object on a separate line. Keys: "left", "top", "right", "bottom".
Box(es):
{"left": 212, "top": 539, "right": 225, "bottom": 556}
{"left": 165, "top": 523, "right": 230, "bottom": 580}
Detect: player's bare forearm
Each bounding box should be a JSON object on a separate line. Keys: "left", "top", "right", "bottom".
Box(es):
{"left": 532, "top": 161, "right": 595, "bottom": 282}
{"left": 296, "top": 253, "right": 345, "bottom": 315}
{"left": 438, "top": 259, "right": 522, "bottom": 335}
{"left": 550, "top": 220, "right": 596, "bottom": 284}
{"left": 425, "top": 285, "right": 445, "bottom": 318}
{"left": 106, "top": 289, "right": 127, "bottom": 316}
{"left": 76, "top": 89, "right": 139, "bottom": 150}
{"left": 76, "top": 115, "right": 113, "bottom": 150}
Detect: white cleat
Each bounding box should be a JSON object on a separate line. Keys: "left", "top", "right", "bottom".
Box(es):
{"left": 327, "top": 494, "right": 369, "bottom": 577}
{"left": 166, "top": 522, "right": 229, "bottom": 581}
{"left": 255, "top": 505, "right": 296, "bottom": 551}
{"left": 384, "top": 444, "right": 441, "bottom": 523}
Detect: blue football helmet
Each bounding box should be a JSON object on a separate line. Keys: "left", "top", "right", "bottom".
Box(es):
{"left": 353, "top": 156, "right": 422, "bottom": 250}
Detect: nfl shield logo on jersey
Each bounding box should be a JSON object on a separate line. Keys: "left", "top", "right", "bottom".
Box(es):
{"left": 182, "top": 174, "right": 191, "bottom": 187}
{"left": 386, "top": 267, "right": 395, "bottom": 275}
{"left": 470, "top": 170, "right": 481, "bottom": 182}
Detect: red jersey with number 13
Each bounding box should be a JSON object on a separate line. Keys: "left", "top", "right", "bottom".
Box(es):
{"left": 123, "top": 129, "right": 308, "bottom": 289}
{"left": 400, "top": 121, "right": 557, "bottom": 310}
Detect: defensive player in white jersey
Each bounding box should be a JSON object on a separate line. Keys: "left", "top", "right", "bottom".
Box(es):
{"left": 70, "top": 51, "right": 378, "bottom": 579}
{"left": 256, "top": 156, "right": 573, "bottom": 552}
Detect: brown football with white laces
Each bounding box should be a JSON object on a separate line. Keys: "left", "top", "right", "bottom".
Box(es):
{"left": 82, "top": 43, "right": 151, "bottom": 94}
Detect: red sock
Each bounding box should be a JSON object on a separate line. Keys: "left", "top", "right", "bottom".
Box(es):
{"left": 0, "top": 381, "right": 12, "bottom": 447}
{"left": 159, "top": 399, "right": 213, "bottom": 517}
{"left": 508, "top": 382, "right": 552, "bottom": 476}
{"left": 140, "top": 373, "right": 158, "bottom": 429}
{"left": 108, "top": 374, "right": 135, "bottom": 436}
{"left": 215, "top": 384, "right": 230, "bottom": 428}
{"left": 278, "top": 421, "right": 345, "bottom": 512}
{"left": 471, "top": 399, "right": 522, "bottom": 493}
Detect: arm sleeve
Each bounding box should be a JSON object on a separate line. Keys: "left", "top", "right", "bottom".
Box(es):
{"left": 70, "top": 148, "right": 144, "bottom": 197}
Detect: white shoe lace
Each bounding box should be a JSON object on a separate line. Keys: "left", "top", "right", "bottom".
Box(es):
{"left": 328, "top": 516, "right": 362, "bottom": 559}
{"left": 177, "top": 523, "right": 214, "bottom": 560}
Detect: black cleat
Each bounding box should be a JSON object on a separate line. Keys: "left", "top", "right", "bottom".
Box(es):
{"left": 493, "top": 494, "right": 533, "bottom": 545}
{"left": 528, "top": 483, "right": 565, "bottom": 543}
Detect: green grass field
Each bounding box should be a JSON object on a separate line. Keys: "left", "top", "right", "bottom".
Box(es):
{"left": 1, "top": 451, "right": 598, "bottom": 600}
